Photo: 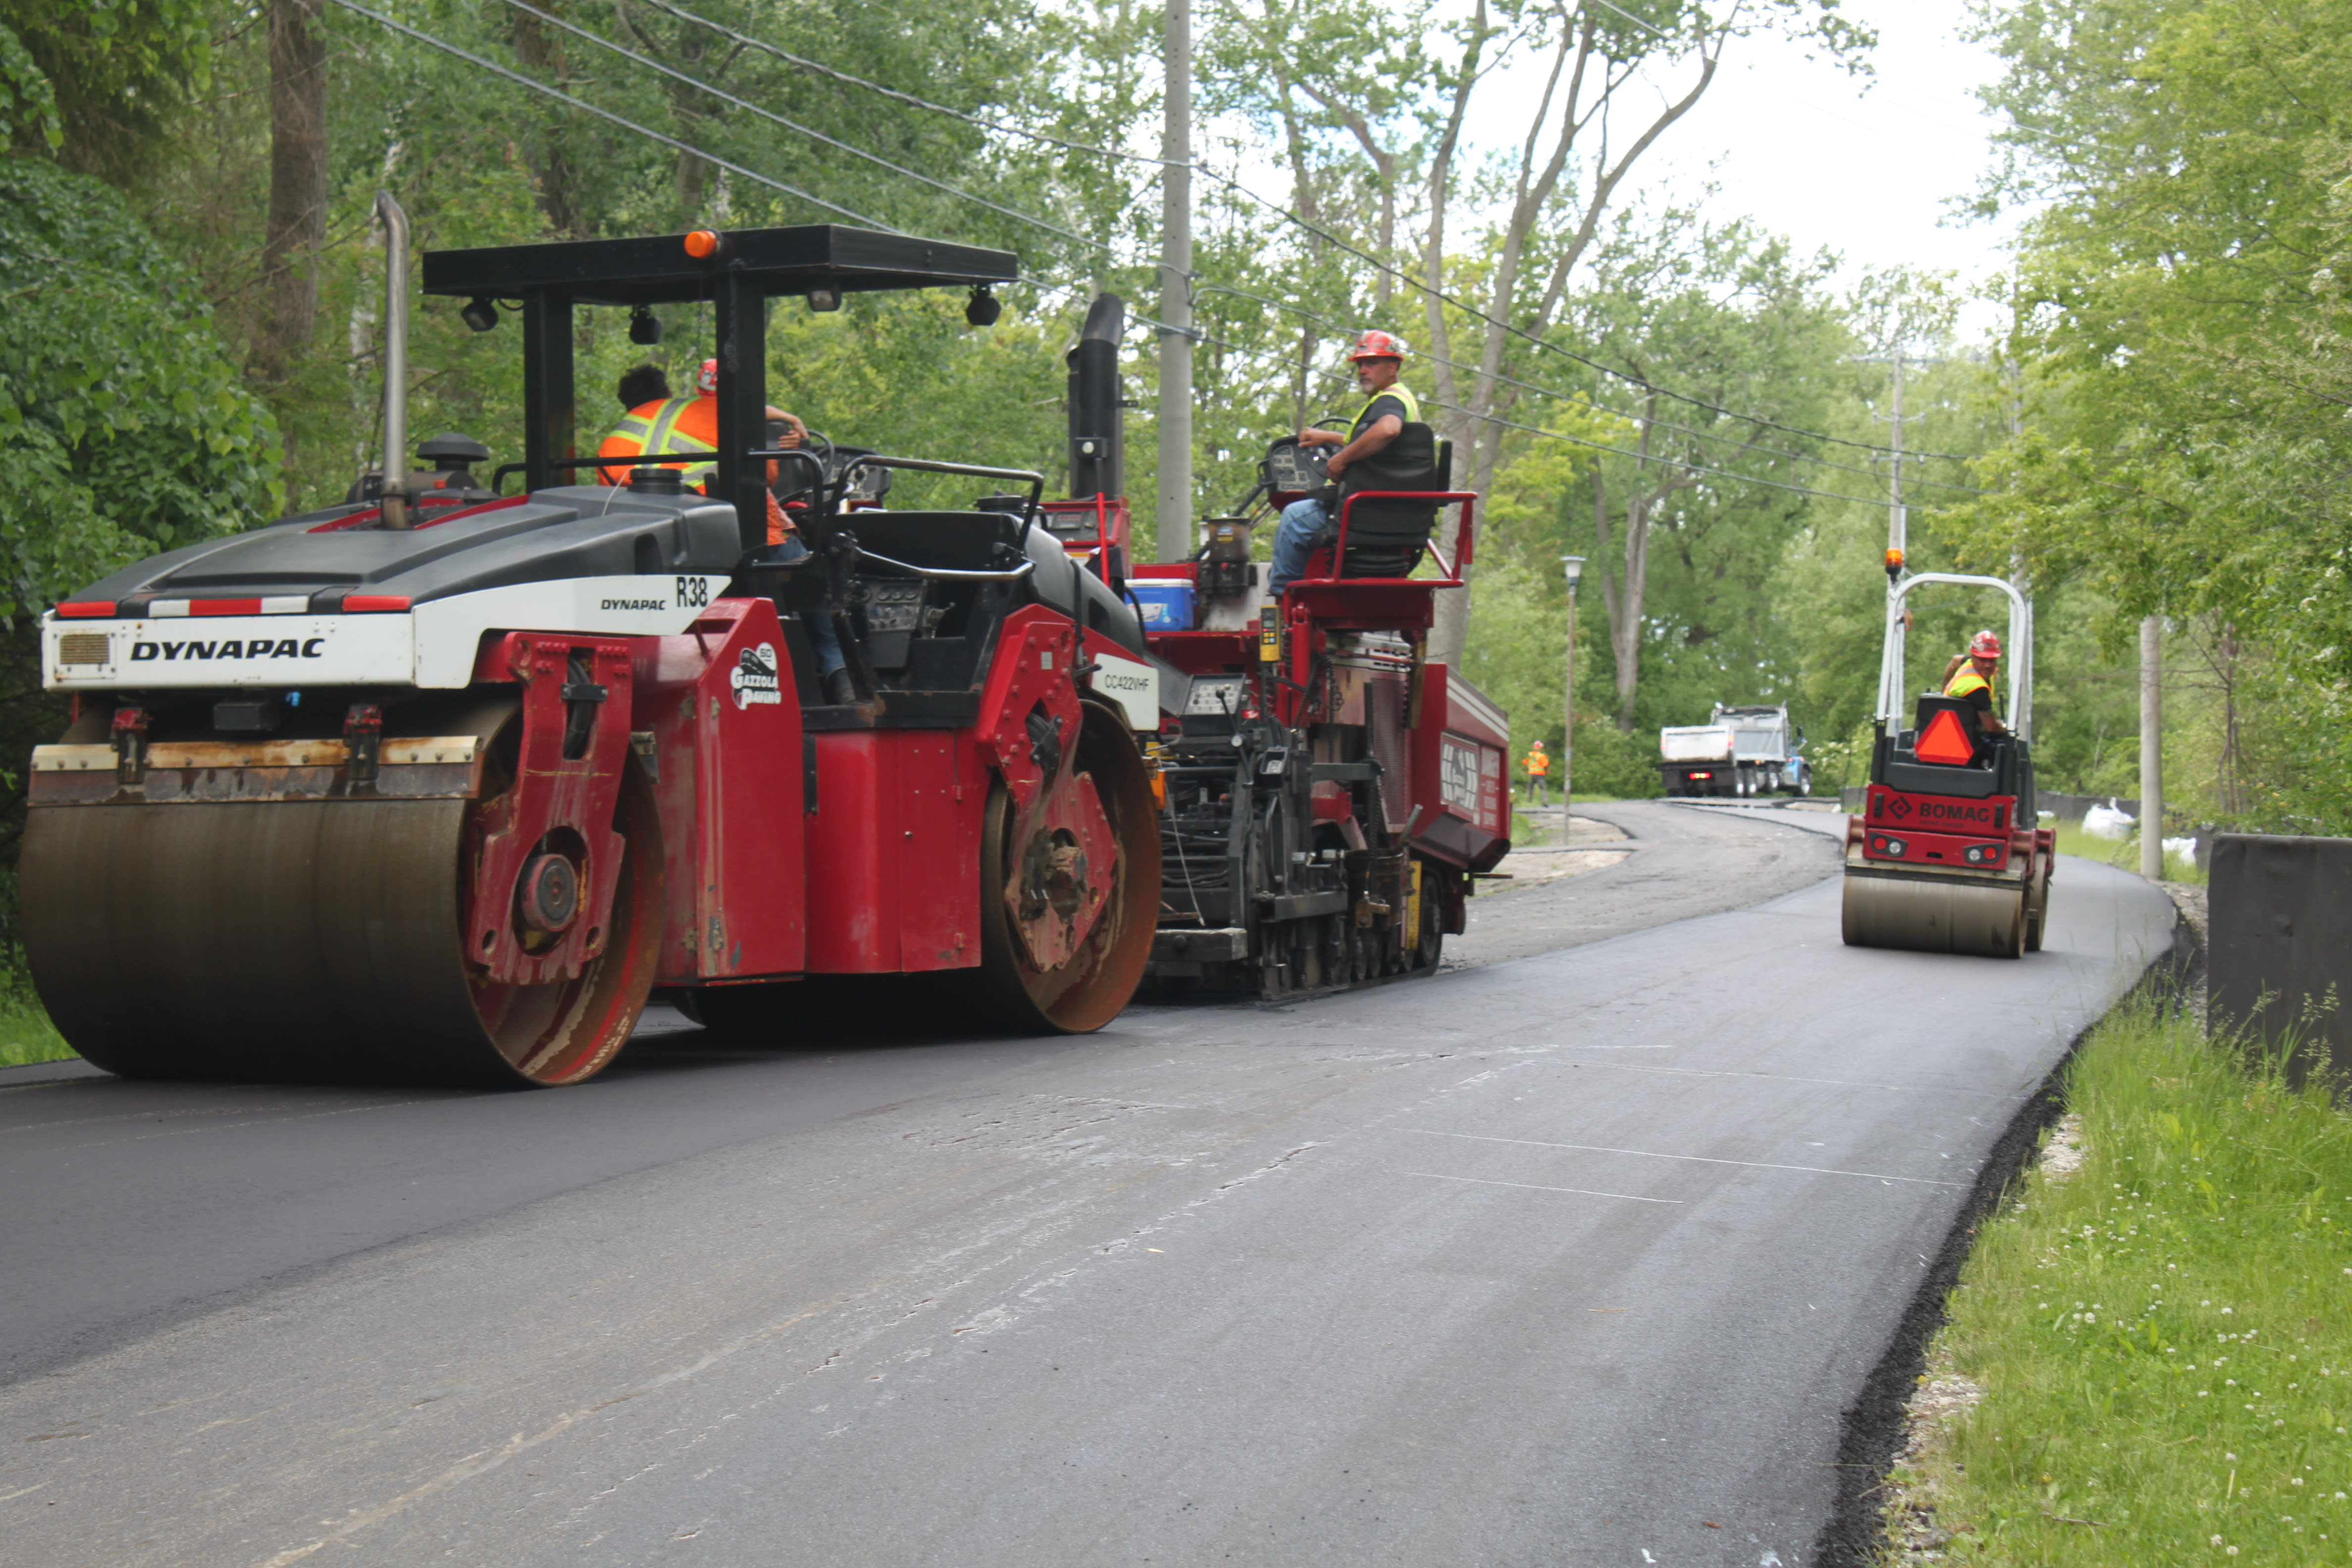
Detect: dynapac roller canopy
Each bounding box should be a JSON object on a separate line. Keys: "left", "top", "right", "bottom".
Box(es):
{"left": 420, "top": 225, "right": 1020, "bottom": 307}
{"left": 419, "top": 225, "right": 1022, "bottom": 549}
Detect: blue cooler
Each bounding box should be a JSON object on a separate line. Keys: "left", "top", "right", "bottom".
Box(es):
{"left": 1129, "top": 579, "right": 1196, "bottom": 632}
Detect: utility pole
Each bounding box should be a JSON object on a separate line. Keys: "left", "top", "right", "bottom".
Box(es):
{"left": 2141, "top": 615, "right": 2164, "bottom": 880}
{"left": 1561, "top": 556, "right": 1584, "bottom": 808}
{"left": 1154, "top": 0, "right": 1193, "bottom": 564}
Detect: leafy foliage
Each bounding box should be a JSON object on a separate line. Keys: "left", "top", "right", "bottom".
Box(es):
{"left": 0, "top": 157, "right": 281, "bottom": 621}
{"left": 1956, "top": 0, "right": 2352, "bottom": 827}
{"left": 0, "top": 0, "right": 214, "bottom": 175}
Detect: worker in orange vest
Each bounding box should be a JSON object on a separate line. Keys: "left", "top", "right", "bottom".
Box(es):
{"left": 598, "top": 362, "right": 854, "bottom": 703}
{"left": 1521, "top": 739, "right": 1552, "bottom": 807}
{"left": 597, "top": 358, "right": 806, "bottom": 507}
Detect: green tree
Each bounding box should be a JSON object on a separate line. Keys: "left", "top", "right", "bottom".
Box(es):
{"left": 0, "top": 156, "right": 282, "bottom": 877}
{"left": 1959, "top": 0, "right": 2352, "bottom": 825}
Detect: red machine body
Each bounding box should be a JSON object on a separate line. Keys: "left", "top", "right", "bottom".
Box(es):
{"left": 1117, "top": 481, "right": 1511, "bottom": 996}
{"left": 20, "top": 226, "right": 1163, "bottom": 1087}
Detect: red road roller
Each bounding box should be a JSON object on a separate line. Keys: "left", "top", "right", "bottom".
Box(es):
{"left": 1841, "top": 558, "right": 2055, "bottom": 958}
{"left": 22, "top": 215, "right": 1160, "bottom": 1085}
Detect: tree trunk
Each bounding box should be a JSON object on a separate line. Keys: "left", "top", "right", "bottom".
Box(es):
{"left": 513, "top": 4, "right": 587, "bottom": 235}
{"left": 1416, "top": 15, "right": 1726, "bottom": 670}
{"left": 254, "top": 0, "right": 328, "bottom": 388}
{"left": 1585, "top": 396, "right": 1698, "bottom": 729}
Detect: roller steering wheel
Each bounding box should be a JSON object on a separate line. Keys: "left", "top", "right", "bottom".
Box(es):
{"left": 773, "top": 428, "right": 836, "bottom": 508}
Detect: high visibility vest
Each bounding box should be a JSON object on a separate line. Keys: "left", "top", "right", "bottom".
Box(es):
{"left": 1522, "top": 749, "right": 1550, "bottom": 776}
{"left": 598, "top": 395, "right": 720, "bottom": 486}
{"left": 597, "top": 395, "right": 787, "bottom": 544}
{"left": 1944, "top": 666, "right": 1997, "bottom": 712}
{"left": 1353, "top": 383, "right": 1421, "bottom": 438}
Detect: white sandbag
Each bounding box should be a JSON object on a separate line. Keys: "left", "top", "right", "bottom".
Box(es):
{"left": 2083, "top": 800, "right": 2135, "bottom": 840}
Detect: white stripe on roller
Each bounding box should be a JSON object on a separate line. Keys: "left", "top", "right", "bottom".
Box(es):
{"left": 261, "top": 596, "right": 310, "bottom": 615}
{"left": 150, "top": 601, "right": 190, "bottom": 618}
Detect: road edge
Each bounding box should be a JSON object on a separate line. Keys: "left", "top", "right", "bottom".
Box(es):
{"left": 1807, "top": 892, "right": 2203, "bottom": 1568}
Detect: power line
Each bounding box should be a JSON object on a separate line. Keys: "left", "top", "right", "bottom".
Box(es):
{"left": 1194, "top": 279, "right": 1988, "bottom": 495}
{"left": 338, "top": 2, "right": 1964, "bottom": 514}
{"left": 492, "top": 0, "right": 1109, "bottom": 254}
{"left": 635, "top": 0, "right": 1175, "bottom": 170}
{"left": 636, "top": 0, "right": 1985, "bottom": 466}
{"left": 1058, "top": 277, "right": 1911, "bottom": 509}
{"left": 489, "top": 0, "right": 1962, "bottom": 495}
{"left": 330, "top": 0, "right": 893, "bottom": 229}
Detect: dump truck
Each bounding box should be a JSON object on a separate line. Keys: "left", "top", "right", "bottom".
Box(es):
{"left": 1658, "top": 704, "right": 1810, "bottom": 797}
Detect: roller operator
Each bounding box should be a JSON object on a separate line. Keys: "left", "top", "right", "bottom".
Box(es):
{"left": 1940, "top": 629, "right": 2008, "bottom": 738}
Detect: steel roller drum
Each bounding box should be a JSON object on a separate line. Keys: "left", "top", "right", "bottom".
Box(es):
{"left": 21, "top": 776, "right": 664, "bottom": 1087}
{"left": 1841, "top": 866, "right": 2026, "bottom": 959}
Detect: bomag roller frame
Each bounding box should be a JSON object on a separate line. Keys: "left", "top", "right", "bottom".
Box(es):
{"left": 1840, "top": 567, "right": 2056, "bottom": 959}
{"left": 22, "top": 205, "right": 1163, "bottom": 1086}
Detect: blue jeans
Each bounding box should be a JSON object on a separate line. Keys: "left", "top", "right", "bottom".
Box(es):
{"left": 768, "top": 535, "right": 846, "bottom": 675}
{"left": 1268, "top": 495, "right": 1329, "bottom": 594}
{"left": 809, "top": 614, "right": 845, "bottom": 676}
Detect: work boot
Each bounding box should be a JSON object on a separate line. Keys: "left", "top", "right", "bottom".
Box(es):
{"left": 825, "top": 668, "right": 858, "bottom": 706}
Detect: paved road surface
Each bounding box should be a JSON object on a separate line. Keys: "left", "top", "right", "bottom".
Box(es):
{"left": 0, "top": 806, "right": 2173, "bottom": 1567}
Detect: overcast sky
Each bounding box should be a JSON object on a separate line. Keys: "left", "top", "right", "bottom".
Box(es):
{"left": 1459, "top": 0, "right": 2025, "bottom": 339}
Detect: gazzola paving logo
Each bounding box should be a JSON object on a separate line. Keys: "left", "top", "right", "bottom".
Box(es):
{"left": 732, "top": 642, "right": 782, "bottom": 709}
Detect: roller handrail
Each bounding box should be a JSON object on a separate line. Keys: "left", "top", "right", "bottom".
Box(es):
{"left": 852, "top": 545, "right": 1037, "bottom": 583}
{"left": 1295, "top": 490, "right": 1480, "bottom": 588}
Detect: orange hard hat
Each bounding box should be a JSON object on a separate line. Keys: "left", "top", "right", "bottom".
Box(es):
{"left": 1969, "top": 629, "right": 2003, "bottom": 659}
{"left": 697, "top": 357, "right": 720, "bottom": 394}
{"left": 1347, "top": 329, "right": 1408, "bottom": 362}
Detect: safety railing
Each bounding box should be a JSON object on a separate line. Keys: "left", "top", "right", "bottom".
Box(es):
{"left": 1295, "top": 490, "right": 1480, "bottom": 589}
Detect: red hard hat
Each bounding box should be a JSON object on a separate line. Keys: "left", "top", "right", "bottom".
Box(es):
{"left": 1970, "top": 629, "right": 2003, "bottom": 659}
{"left": 1347, "top": 329, "right": 1408, "bottom": 363}
{"left": 697, "top": 357, "right": 719, "bottom": 394}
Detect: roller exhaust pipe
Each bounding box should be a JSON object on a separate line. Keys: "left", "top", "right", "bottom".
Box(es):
{"left": 375, "top": 191, "right": 412, "bottom": 530}
{"left": 1067, "top": 293, "right": 1125, "bottom": 501}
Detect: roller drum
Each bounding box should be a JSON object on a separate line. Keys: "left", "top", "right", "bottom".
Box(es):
{"left": 1841, "top": 867, "right": 2026, "bottom": 959}
{"left": 22, "top": 771, "right": 663, "bottom": 1087}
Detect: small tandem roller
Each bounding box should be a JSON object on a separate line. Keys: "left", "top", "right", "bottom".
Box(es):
{"left": 1840, "top": 556, "right": 2055, "bottom": 959}
{"left": 21, "top": 206, "right": 1162, "bottom": 1086}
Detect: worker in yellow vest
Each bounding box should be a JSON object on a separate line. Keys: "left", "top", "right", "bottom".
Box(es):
{"left": 1940, "top": 629, "right": 2009, "bottom": 738}
{"left": 1521, "top": 739, "right": 1552, "bottom": 807}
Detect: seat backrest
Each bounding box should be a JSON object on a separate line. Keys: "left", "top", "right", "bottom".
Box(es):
{"left": 839, "top": 510, "right": 1021, "bottom": 572}
{"left": 1335, "top": 427, "right": 1448, "bottom": 578}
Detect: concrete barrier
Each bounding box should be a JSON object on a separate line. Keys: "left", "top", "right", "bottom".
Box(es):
{"left": 2208, "top": 833, "right": 2352, "bottom": 1094}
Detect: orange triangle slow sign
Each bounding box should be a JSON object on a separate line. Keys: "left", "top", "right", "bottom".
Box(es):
{"left": 1916, "top": 708, "right": 1978, "bottom": 765}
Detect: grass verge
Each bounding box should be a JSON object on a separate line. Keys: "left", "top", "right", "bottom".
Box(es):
{"left": 0, "top": 949, "right": 73, "bottom": 1067}
{"left": 2049, "top": 820, "right": 2205, "bottom": 883}
{"left": 1887, "top": 996, "right": 2352, "bottom": 1563}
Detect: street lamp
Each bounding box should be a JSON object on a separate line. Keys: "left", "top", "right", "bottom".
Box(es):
{"left": 1560, "top": 555, "right": 1584, "bottom": 809}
